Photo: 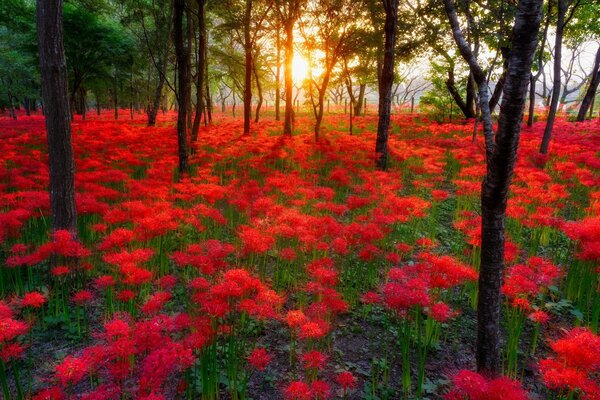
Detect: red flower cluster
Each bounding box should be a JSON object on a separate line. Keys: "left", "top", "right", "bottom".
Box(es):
{"left": 539, "top": 328, "right": 600, "bottom": 398}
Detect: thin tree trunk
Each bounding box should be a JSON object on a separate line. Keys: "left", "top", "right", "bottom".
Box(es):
{"left": 275, "top": 26, "right": 281, "bottom": 121}
{"left": 446, "top": 67, "right": 474, "bottom": 118}
{"left": 113, "top": 72, "right": 119, "bottom": 120}
{"left": 36, "top": 0, "right": 78, "bottom": 236}
{"left": 375, "top": 0, "right": 399, "bottom": 170}
{"left": 577, "top": 45, "right": 600, "bottom": 121}
{"left": 191, "top": 0, "right": 207, "bottom": 140}
{"left": 96, "top": 91, "right": 101, "bottom": 115}
{"left": 8, "top": 89, "right": 16, "bottom": 119}
{"left": 205, "top": 52, "right": 212, "bottom": 125}
{"left": 148, "top": 64, "right": 165, "bottom": 126}
{"left": 283, "top": 17, "right": 294, "bottom": 135}
{"left": 355, "top": 83, "right": 366, "bottom": 116}
{"left": 489, "top": 72, "right": 506, "bottom": 114}
{"left": 466, "top": 71, "right": 476, "bottom": 116}
{"left": 540, "top": 0, "right": 566, "bottom": 154}
{"left": 243, "top": 0, "right": 253, "bottom": 134}
{"left": 254, "top": 60, "right": 263, "bottom": 122}
{"left": 174, "top": 0, "right": 190, "bottom": 174}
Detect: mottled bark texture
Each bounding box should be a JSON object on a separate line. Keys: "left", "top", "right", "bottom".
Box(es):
{"left": 375, "top": 0, "right": 399, "bottom": 171}
{"left": 444, "top": 0, "right": 543, "bottom": 376}
{"left": 479, "top": 0, "right": 543, "bottom": 375}
{"left": 36, "top": 0, "right": 78, "bottom": 236}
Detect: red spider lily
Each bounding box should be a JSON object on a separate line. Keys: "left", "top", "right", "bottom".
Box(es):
{"left": 72, "top": 290, "right": 93, "bottom": 305}
{"left": 539, "top": 328, "right": 600, "bottom": 398}
{"left": 428, "top": 302, "right": 457, "bottom": 323}
{"left": 21, "top": 292, "right": 47, "bottom": 309}
{"left": 32, "top": 387, "right": 65, "bottom": 400}
{"left": 336, "top": 371, "right": 357, "bottom": 391}
{"left": 528, "top": 310, "right": 550, "bottom": 324}
{"left": 310, "top": 380, "right": 331, "bottom": 399}
{"left": 55, "top": 355, "right": 90, "bottom": 387}
{"left": 501, "top": 257, "right": 561, "bottom": 301}
{"left": 284, "top": 381, "right": 312, "bottom": 400}
{"left": 247, "top": 347, "right": 272, "bottom": 371}
{"left": 445, "top": 370, "right": 528, "bottom": 400}
{"left": 301, "top": 350, "right": 328, "bottom": 370}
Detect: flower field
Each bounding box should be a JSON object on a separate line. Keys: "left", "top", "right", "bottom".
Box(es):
{"left": 0, "top": 111, "right": 599, "bottom": 399}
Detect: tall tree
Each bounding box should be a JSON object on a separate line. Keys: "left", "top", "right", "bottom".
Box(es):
{"left": 174, "top": 0, "right": 190, "bottom": 174}
{"left": 374, "top": 0, "right": 399, "bottom": 170}
{"left": 300, "top": 0, "right": 360, "bottom": 138}
{"left": 540, "top": 0, "right": 580, "bottom": 154}
{"left": 36, "top": 0, "right": 77, "bottom": 235}
{"left": 191, "top": 0, "right": 207, "bottom": 139}
{"left": 576, "top": 45, "right": 600, "bottom": 121}
{"left": 444, "top": 0, "right": 543, "bottom": 376}
{"left": 243, "top": 0, "right": 253, "bottom": 134}
{"left": 276, "top": 0, "right": 304, "bottom": 136}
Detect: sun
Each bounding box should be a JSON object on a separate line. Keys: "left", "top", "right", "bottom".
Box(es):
{"left": 292, "top": 54, "right": 310, "bottom": 84}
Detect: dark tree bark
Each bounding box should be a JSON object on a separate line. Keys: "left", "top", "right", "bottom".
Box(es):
{"left": 243, "top": 0, "right": 253, "bottom": 134}
{"left": 275, "top": 26, "right": 281, "bottom": 121}
{"left": 113, "top": 72, "right": 119, "bottom": 120}
{"left": 36, "top": 0, "right": 78, "bottom": 236}
{"left": 24, "top": 97, "right": 31, "bottom": 116}
{"left": 253, "top": 58, "right": 264, "bottom": 122}
{"left": 174, "top": 0, "right": 190, "bottom": 174}
{"left": 445, "top": 66, "right": 475, "bottom": 118}
{"left": 489, "top": 71, "right": 506, "bottom": 114}
{"left": 204, "top": 53, "right": 212, "bottom": 125}
{"left": 540, "top": 0, "right": 566, "bottom": 154}
{"left": 375, "top": 0, "right": 399, "bottom": 170}
{"left": 445, "top": 0, "right": 543, "bottom": 376}
{"left": 466, "top": 71, "right": 476, "bottom": 116}
{"left": 577, "top": 45, "right": 600, "bottom": 122}
{"left": 478, "top": 0, "right": 542, "bottom": 375}
{"left": 95, "top": 91, "right": 101, "bottom": 115}
{"left": 191, "top": 0, "right": 207, "bottom": 141}
{"left": 147, "top": 62, "right": 166, "bottom": 126}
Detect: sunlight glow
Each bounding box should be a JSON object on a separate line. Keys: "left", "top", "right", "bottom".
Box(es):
{"left": 292, "top": 54, "right": 310, "bottom": 84}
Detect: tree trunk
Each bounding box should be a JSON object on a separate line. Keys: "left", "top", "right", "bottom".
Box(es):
{"left": 205, "top": 53, "right": 212, "bottom": 125}
{"left": 355, "top": 83, "right": 366, "bottom": 116}
{"left": 275, "top": 26, "right": 281, "bottom": 121}
{"left": 243, "top": 0, "right": 253, "bottom": 134}
{"left": 191, "top": 0, "right": 207, "bottom": 140}
{"left": 489, "top": 72, "right": 506, "bottom": 114}
{"left": 577, "top": 45, "right": 600, "bottom": 122}
{"left": 36, "top": 0, "right": 78, "bottom": 236}
{"left": 446, "top": 68, "right": 474, "bottom": 118}
{"left": 254, "top": 60, "right": 263, "bottom": 122}
{"left": 375, "top": 0, "right": 399, "bottom": 171}
{"left": 478, "top": 0, "right": 542, "bottom": 376}
{"left": 283, "top": 17, "right": 294, "bottom": 135}
{"left": 540, "top": 0, "right": 566, "bottom": 154}
{"left": 113, "top": 72, "right": 119, "bottom": 120}
{"left": 24, "top": 97, "right": 31, "bottom": 116}
{"left": 174, "top": 0, "right": 190, "bottom": 174}
{"left": 527, "top": 74, "right": 536, "bottom": 126}
{"left": 148, "top": 63, "right": 165, "bottom": 126}
{"left": 466, "top": 71, "right": 476, "bottom": 116}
